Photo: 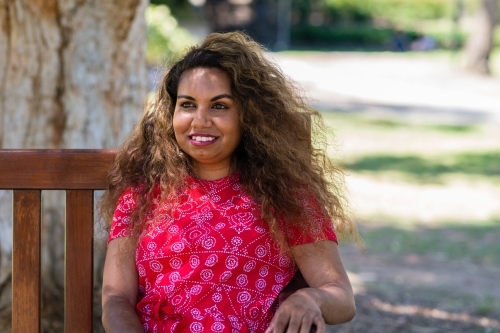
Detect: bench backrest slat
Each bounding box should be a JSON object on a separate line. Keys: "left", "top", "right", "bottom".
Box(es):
{"left": 0, "top": 149, "right": 115, "bottom": 189}
{"left": 12, "top": 190, "right": 42, "bottom": 333}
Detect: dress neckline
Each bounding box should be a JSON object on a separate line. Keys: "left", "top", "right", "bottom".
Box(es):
{"left": 187, "top": 172, "right": 240, "bottom": 193}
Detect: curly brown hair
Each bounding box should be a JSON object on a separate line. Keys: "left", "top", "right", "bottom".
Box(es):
{"left": 100, "top": 31, "right": 360, "bottom": 250}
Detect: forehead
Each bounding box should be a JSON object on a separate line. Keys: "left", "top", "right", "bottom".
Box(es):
{"left": 178, "top": 67, "right": 231, "bottom": 93}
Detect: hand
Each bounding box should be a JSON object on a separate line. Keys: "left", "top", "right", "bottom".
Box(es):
{"left": 265, "top": 289, "right": 325, "bottom": 333}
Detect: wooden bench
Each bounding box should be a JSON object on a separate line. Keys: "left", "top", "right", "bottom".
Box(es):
{"left": 0, "top": 149, "right": 116, "bottom": 333}
{"left": 0, "top": 148, "right": 317, "bottom": 333}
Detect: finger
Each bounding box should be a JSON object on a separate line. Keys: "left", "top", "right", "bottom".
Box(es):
{"left": 271, "top": 313, "right": 293, "bottom": 333}
{"left": 298, "top": 314, "right": 315, "bottom": 333}
{"left": 285, "top": 314, "right": 305, "bottom": 333}
{"left": 312, "top": 316, "right": 326, "bottom": 333}
{"left": 265, "top": 322, "right": 275, "bottom": 333}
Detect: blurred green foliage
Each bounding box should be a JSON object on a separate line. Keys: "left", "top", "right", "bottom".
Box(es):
{"left": 291, "top": 0, "right": 470, "bottom": 49}
{"left": 148, "top": 0, "right": 477, "bottom": 50}
{"left": 150, "top": 0, "right": 197, "bottom": 20}
{"left": 291, "top": 25, "right": 401, "bottom": 49}
{"left": 291, "top": 25, "right": 467, "bottom": 49}
{"left": 146, "top": 4, "right": 198, "bottom": 65}
{"left": 325, "top": 0, "right": 455, "bottom": 23}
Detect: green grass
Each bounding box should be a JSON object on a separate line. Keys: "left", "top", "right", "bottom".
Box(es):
{"left": 365, "top": 282, "right": 500, "bottom": 322}
{"left": 475, "top": 296, "right": 499, "bottom": 317}
{"left": 428, "top": 123, "right": 478, "bottom": 133}
{"left": 342, "top": 150, "right": 500, "bottom": 182}
{"left": 320, "top": 111, "right": 499, "bottom": 267}
{"left": 320, "top": 111, "right": 498, "bottom": 183}
{"left": 311, "top": 60, "right": 500, "bottom": 329}
{"left": 321, "top": 111, "right": 480, "bottom": 134}
{"left": 357, "top": 219, "right": 500, "bottom": 265}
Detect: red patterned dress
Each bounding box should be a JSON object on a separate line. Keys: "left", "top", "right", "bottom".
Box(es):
{"left": 108, "top": 173, "right": 337, "bottom": 333}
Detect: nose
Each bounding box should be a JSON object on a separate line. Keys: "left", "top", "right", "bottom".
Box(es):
{"left": 191, "top": 105, "right": 212, "bottom": 128}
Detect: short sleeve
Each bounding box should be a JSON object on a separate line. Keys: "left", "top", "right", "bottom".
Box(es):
{"left": 284, "top": 194, "right": 338, "bottom": 246}
{"left": 107, "top": 188, "right": 138, "bottom": 243}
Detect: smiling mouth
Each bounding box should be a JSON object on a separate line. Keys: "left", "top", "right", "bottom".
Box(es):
{"left": 190, "top": 135, "right": 216, "bottom": 142}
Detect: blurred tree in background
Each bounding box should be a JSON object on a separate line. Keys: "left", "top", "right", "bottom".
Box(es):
{"left": 150, "top": 0, "right": 281, "bottom": 48}
{"left": 465, "top": 0, "right": 498, "bottom": 74}
{"left": 149, "top": 0, "right": 497, "bottom": 51}
{"left": 148, "top": 0, "right": 500, "bottom": 74}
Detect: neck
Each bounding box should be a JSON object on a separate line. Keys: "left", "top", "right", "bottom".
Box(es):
{"left": 193, "top": 165, "right": 232, "bottom": 181}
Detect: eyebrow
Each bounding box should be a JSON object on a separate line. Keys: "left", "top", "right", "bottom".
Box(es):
{"left": 177, "top": 94, "right": 233, "bottom": 102}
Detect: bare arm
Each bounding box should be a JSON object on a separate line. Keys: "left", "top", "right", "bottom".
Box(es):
{"left": 102, "top": 237, "right": 144, "bottom": 333}
{"left": 265, "top": 240, "right": 355, "bottom": 333}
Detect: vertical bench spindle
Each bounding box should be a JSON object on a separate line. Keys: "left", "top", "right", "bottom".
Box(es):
{"left": 65, "top": 190, "right": 94, "bottom": 333}
{"left": 12, "top": 190, "right": 42, "bottom": 333}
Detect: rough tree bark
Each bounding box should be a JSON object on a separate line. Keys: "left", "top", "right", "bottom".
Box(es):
{"left": 464, "top": 0, "right": 498, "bottom": 74}
{"left": 0, "top": 0, "right": 148, "bottom": 332}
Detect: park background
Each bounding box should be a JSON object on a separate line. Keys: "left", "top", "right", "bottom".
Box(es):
{"left": 0, "top": 0, "right": 499, "bottom": 332}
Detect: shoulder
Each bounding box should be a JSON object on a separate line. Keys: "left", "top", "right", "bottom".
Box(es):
{"left": 283, "top": 190, "right": 338, "bottom": 246}
{"left": 108, "top": 185, "right": 149, "bottom": 242}
{"left": 115, "top": 187, "right": 140, "bottom": 212}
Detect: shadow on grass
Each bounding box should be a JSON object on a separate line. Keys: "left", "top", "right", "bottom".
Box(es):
{"left": 335, "top": 115, "right": 479, "bottom": 133}
{"left": 358, "top": 220, "right": 500, "bottom": 266}
{"left": 328, "top": 289, "right": 500, "bottom": 333}
{"left": 343, "top": 151, "right": 500, "bottom": 180}
{"left": 330, "top": 221, "right": 500, "bottom": 332}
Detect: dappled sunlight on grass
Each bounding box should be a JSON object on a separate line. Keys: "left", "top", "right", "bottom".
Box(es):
{"left": 320, "top": 111, "right": 500, "bottom": 224}
{"left": 308, "top": 51, "right": 500, "bottom": 332}
{"left": 356, "top": 220, "right": 500, "bottom": 265}
{"left": 329, "top": 283, "right": 500, "bottom": 333}
{"left": 345, "top": 174, "right": 500, "bottom": 223}
{"left": 342, "top": 150, "right": 500, "bottom": 182}
{"left": 370, "top": 298, "right": 500, "bottom": 330}
{"left": 322, "top": 112, "right": 499, "bottom": 158}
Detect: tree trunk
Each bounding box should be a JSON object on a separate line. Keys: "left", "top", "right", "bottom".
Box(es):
{"left": 464, "top": 0, "right": 498, "bottom": 74}
{"left": 0, "top": 0, "right": 148, "bottom": 332}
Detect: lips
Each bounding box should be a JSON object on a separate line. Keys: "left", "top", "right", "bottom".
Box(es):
{"left": 188, "top": 134, "right": 218, "bottom": 146}
{"left": 190, "top": 135, "right": 216, "bottom": 142}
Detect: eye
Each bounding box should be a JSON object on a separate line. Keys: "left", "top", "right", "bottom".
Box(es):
{"left": 212, "top": 103, "right": 227, "bottom": 110}
{"left": 180, "top": 102, "right": 195, "bottom": 108}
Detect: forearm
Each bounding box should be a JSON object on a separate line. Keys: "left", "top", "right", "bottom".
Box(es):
{"left": 295, "top": 283, "right": 355, "bottom": 324}
{"left": 102, "top": 295, "right": 144, "bottom": 333}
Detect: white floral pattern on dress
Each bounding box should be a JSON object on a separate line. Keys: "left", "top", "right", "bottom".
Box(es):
{"left": 109, "top": 173, "right": 337, "bottom": 333}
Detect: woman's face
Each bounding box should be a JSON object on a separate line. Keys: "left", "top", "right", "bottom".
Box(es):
{"left": 173, "top": 67, "right": 242, "bottom": 179}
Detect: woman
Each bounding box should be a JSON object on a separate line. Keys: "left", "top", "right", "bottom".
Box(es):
{"left": 101, "top": 31, "right": 359, "bottom": 333}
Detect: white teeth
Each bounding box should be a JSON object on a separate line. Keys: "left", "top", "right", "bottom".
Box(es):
{"left": 192, "top": 136, "right": 215, "bottom": 142}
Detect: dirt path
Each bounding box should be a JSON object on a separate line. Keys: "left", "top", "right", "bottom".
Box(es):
{"left": 271, "top": 52, "right": 500, "bottom": 125}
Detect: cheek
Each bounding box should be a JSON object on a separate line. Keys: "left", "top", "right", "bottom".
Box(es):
{"left": 172, "top": 112, "right": 184, "bottom": 134}
{"left": 227, "top": 122, "right": 242, "bottom": 148}
{"left": 172, "top": 113, "right": 185, "bottom": 146}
